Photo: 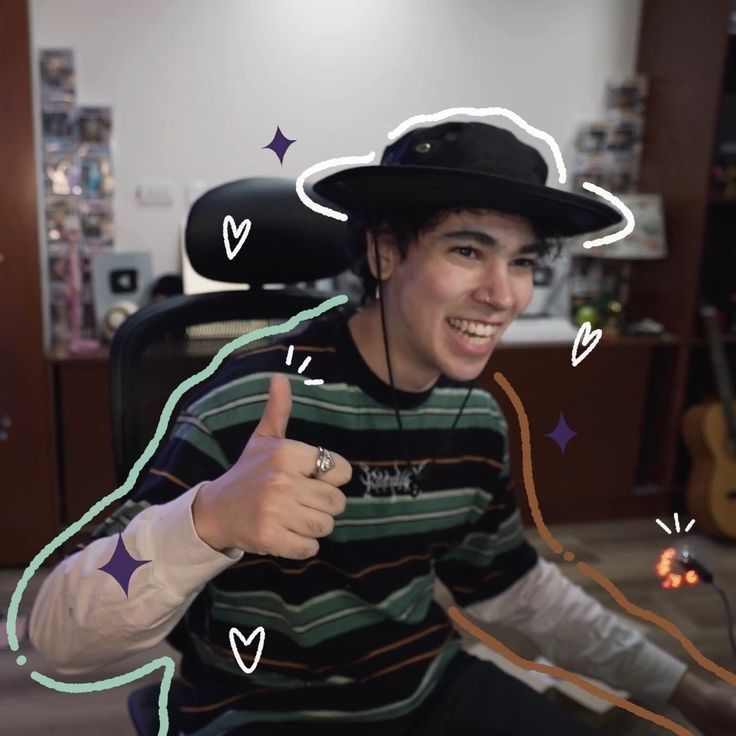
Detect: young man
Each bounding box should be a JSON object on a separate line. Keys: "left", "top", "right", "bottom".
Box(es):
{"left": 31, "top": 122, "right": 735, "bottom": 735}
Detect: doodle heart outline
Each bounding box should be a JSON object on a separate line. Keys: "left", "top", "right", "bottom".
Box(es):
{"left": 223, "top": 215, "right": 252, "bottom": 260}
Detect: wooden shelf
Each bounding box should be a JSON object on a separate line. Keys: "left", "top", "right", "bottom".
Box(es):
{"left": 606, "top": 333, "right": 681, "bottom": 347}
{"left": 48, "top": 345, "right": 109, "bottom": 363}
{"left": 495, "top": 333, "right": 682, "bottom": 351}
{"left": 690, "top": 335, "right": 736, "bottom": 347}
{"left": 631, "top": 0, "right": 733, "bottom": 502}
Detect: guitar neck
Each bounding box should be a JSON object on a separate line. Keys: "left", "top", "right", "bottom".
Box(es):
{"left": 701, "top": 306, "right": 736, "bottom": 441}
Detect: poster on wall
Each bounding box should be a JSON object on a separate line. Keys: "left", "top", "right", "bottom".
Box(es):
{"left": 605, "top": 75, "right": 648, "bottom": 115}
{"left": 39, "top": 49, "right": 76, "bottom": 108}
{"left": 46, "top": 199, "right": 81, "bottom": 250}
{"left": 43, "top": 146, "right": 80, "bottom": 197}
{"left": 77, "top": 106, "right": 112, "bottom": 144}
{"left": 42, "top": 108, "right": 75, "bottom": 141}
{"left": 79, "top": 146, "right": 114, "bottom": 198}
{"left": 79, "top": 200, "right": 114, "bottom": 246}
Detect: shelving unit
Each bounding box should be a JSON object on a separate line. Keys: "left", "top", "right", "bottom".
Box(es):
{"left": 629, "top": 0, "right": 735, "bottom": 506}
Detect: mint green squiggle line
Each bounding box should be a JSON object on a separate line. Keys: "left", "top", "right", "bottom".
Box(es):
{"left": 6, "top": 295, "right": 347, "bottom": 732}
{"left": 31, "top": 655, "right": 175, "bottom": 736}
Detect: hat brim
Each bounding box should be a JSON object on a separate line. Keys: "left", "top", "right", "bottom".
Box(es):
{"left": 313, "top": 166, "right": 622, "bottom": 237}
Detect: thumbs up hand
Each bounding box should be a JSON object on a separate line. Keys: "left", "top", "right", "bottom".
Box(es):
{"left": 192, "top": 374, "right": 351, "bottom": 559}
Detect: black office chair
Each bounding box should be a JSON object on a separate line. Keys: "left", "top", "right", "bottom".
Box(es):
{"left": 110, "top": 176, "right": 353, "bottom": 485}
{"left": 110, "top": 177, "right": 353, "bottom": 735}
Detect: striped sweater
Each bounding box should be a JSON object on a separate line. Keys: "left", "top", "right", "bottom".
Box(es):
{"left": 91, "top": 305, "right": 538, "bottom": 734}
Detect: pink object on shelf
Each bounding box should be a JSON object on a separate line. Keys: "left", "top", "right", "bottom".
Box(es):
{"left": 68, "top": 337, "right": 101, "bottom": 354}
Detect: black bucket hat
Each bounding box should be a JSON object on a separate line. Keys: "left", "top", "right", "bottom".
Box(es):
{"left": 313, "top": 121, "right": 622, "bottom": 236}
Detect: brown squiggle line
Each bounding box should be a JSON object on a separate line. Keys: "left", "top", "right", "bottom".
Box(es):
{"left": 579, "top": 562, "right": 736, "bottom": 687}
{"left": 447, "top": 606, "right": 692, "bottom": 736}
{"left": 449, "top": 370, "right": 735, "bottom": 734}
{"left": 492, "top": 372, "right": 562, "bottom": 554}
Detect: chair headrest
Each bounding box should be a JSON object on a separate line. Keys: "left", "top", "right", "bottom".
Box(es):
{"left": 185, "top": 177, "right": 352, "bottom": 284}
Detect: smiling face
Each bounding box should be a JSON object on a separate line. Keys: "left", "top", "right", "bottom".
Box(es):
{"left": 350, "top": 209, "right": 540, "bottom": 391}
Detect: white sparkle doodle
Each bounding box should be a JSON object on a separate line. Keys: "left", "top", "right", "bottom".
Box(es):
{"left": 286, "top": 344, "right": 324, "bottom": 385}
{"left": 656, "top": 513, "right": 696, "bottom": 535}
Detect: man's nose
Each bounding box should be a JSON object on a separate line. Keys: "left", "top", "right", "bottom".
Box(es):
{"left": 472, "top": 262, "right": 514, "bottom": 310}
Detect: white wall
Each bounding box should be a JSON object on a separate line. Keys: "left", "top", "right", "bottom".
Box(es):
{"left": 31, "top": 0, "right": 642, "bottom": 277}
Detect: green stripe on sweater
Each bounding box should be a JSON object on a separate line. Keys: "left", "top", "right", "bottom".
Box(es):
{"left": 188, "top": 641, "right": 462, "bottom": 734}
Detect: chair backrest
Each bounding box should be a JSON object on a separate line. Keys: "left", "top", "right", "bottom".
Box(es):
{"left": 110, "top": 288, "right": 342, "bottom": 484}
{"left": 186, "top": 176, "right": 353, "bottom": 285}
{"left": 109, "top": 177, "right": 353, "bottom": 485}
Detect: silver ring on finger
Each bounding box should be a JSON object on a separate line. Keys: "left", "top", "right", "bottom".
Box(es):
{"left": 310, "top": 446, "right": 335, "bottom": 478}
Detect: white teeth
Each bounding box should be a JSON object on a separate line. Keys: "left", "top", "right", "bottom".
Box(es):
{"left": 447, "top": 318, "right": 497, "bottom": 337}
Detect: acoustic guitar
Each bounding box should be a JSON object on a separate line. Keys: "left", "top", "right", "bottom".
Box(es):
{"left": 682, "top": 305, "right": 736, "bottom": 539}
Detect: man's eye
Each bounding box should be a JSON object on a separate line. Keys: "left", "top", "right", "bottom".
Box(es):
{"left": 512, "top": 257, "right": 538, "bottom": 268}
{"left": 452, "top": 245, "right": 479, "bottom": 259}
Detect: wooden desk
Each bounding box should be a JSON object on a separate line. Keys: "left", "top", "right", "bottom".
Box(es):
{"left": 50, "top": 348, "right": 116, "bottom": 529}
{"left": 484, "top": 337, "right": 668, "bottom": 523}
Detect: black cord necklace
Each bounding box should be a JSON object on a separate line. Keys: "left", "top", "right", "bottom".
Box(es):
{"left": 376, "top": 277, "right": 474, "bottom": 497}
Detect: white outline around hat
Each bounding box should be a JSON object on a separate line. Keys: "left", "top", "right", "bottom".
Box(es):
{"left": 295, "top": 106, "right": 635, "bottom": 250}
{"left": 580, "top": 182, "right": 635, "bottom": 249}
{"left": 296, "top": 152, "right": 376, "bottom": 222}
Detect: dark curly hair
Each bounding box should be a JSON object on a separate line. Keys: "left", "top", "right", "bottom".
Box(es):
{"left": 346, "top": 206, "right": 565, "bottom": 303}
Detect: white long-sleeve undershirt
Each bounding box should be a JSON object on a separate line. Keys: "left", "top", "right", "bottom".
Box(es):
{"left": 29, "top": 482, "right": 241, "bottom": 675}
{"left": 464, "top": 556, "right": 687, "bottom": 706}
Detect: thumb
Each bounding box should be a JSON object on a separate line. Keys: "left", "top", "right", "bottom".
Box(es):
{"left": 253, "top": 374, "right": 292, "bottom": 439}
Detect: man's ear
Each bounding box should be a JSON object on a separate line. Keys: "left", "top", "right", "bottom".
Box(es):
{"left": 365, "top": 230, "right": 398, "bottom": 282}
